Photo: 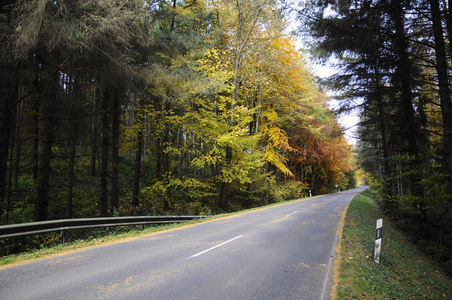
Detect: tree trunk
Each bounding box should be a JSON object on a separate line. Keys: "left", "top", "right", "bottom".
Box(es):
{"left": 99, "top": 87, "right": 110, "bottom": 217}
{"left": 90, "top": 105, "right": 98, "bottom": 178}
{"left": 132, "top": 132, "right": 143, "bottom": 207}
{"left": 132, "top": 100, "right": 144, "bottom": 207}
{"left": 163, "top": 126, "right": 170, "bottom": 212}
{"left": 12, "top": 96, "right": 22, "bottom": 192}
{"left": 391, "top": 1, "right": 428, "bottom": 224}
{"left": 447, "top": 0, "right": 452, "bottom": 61}
{"left": 218, "top": 4, "right": 245, "bottom": 211}
{"left": 65, "top": 122, "right": 76, "bottom": 219}
{"left": 110, "top": 88, "right": 120, "bottom": 212}
{"left": 32, "top": 95, "right": 40, "bottom": 180}
{"left": 0, "top": 69, "right": 14, "bottom": 203}
{"left": 90, "top": 74, "right": 101, "bottom": 177}
{"left": 430, "top": 0, "right": 452, "bottom": 173}
{"left": 392, "top": 0, "right": 419, "bottom": 154}
{"left": 373, "top": 61, "right": 395, "bottom": 202}
{"left": 34, "top": 70, "right": 58, "bottom": 221}
{"left": 90, "top": 119, "right": 98, "bottom": 177}
{"left": 170, "top": 0, "right": 177, "bottom": 30}
{"left": 162, "top": 102, "right": 171, "bottom": 212}
{"left": 219, "top": 146, "right": 232, "bottom": 210}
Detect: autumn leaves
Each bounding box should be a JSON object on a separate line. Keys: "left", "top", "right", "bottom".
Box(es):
{"left": 0, "top": 1, "right": 354, "bottom": 222}
{"left": 129, "top": 1, "right": 354, "bottom": 210}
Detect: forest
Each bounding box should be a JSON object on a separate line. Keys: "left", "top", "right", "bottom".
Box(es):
{"left": 300, "top": 0, "right": 452, "bottom": 272}
{"left": 0, "top": 0, "right": 356, "bottom": 225}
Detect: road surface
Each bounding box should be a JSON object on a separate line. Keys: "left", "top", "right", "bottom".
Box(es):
{"left": 0, "top": 187, "right": 367, "bottom": 299}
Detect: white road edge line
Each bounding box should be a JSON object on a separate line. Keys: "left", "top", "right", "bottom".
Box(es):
{"left": 311, "top": 203, "right": 318, "bottom": 206}
{"left": 285, "top": 211, "right": 298, "bottom": 218}
{"left": 320, "top": 225, "right": 340, "bottom": 300}
{"left": 187, "top": 235, "right": 243, "bottom": 259}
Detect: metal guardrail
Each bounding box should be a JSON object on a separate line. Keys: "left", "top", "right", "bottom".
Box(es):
{"left": 0, "top": 216, "right": 209, "bottom": 245}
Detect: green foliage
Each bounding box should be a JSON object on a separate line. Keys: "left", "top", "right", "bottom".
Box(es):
{"left": 0, "top": 232, "right": 61, "bottom": 257}
{"left": 141, "top": 175, "right": 215, "bottom": 204}
{"left": 1, "top": 0, "right": 354, "bottom": 234}
{"left": 381, "top": 150, "right": 452, "bottom": 227}
{"left": 257, "top": 176, "right": 309, "bottom": 203}
{"left": 1, "top": 175, "right": 35, "bottom": 224}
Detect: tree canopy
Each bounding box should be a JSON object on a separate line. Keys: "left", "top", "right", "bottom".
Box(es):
{"left": 0, "top": 0, "right": 354, "bottom": 227}
{"left": 299, "top": 0, "right": 452, "bottom": 273}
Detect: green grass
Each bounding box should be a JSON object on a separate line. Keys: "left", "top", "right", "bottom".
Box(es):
{"left": 336, "top": 190, "right": 452, "bottom": 299}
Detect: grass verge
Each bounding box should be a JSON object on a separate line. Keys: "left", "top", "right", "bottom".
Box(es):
{"left": 336, "top": 190, "right": 452, "bottom": 299}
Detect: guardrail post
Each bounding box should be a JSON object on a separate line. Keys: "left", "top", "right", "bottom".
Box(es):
{"left": 374, "top": 219, "right": 383, "bottom": 263}
{"left": 61, "top": 230, "right": 65, "bottom": 246}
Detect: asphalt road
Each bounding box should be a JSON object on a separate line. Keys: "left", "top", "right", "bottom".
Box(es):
{"left": 0, "top": 186, "right": 367, "bottom": 300}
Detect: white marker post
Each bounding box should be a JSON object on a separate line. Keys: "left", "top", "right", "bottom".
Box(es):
{"left": 374, "top": 219, "right": 383, "bottom": 263}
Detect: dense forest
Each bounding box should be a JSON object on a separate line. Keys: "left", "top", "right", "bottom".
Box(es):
{"left": 300, "top": 0, "right": 452, "bottom": 272}
{"left": 0, "top": 0, "right": 356, "bottom": 225}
